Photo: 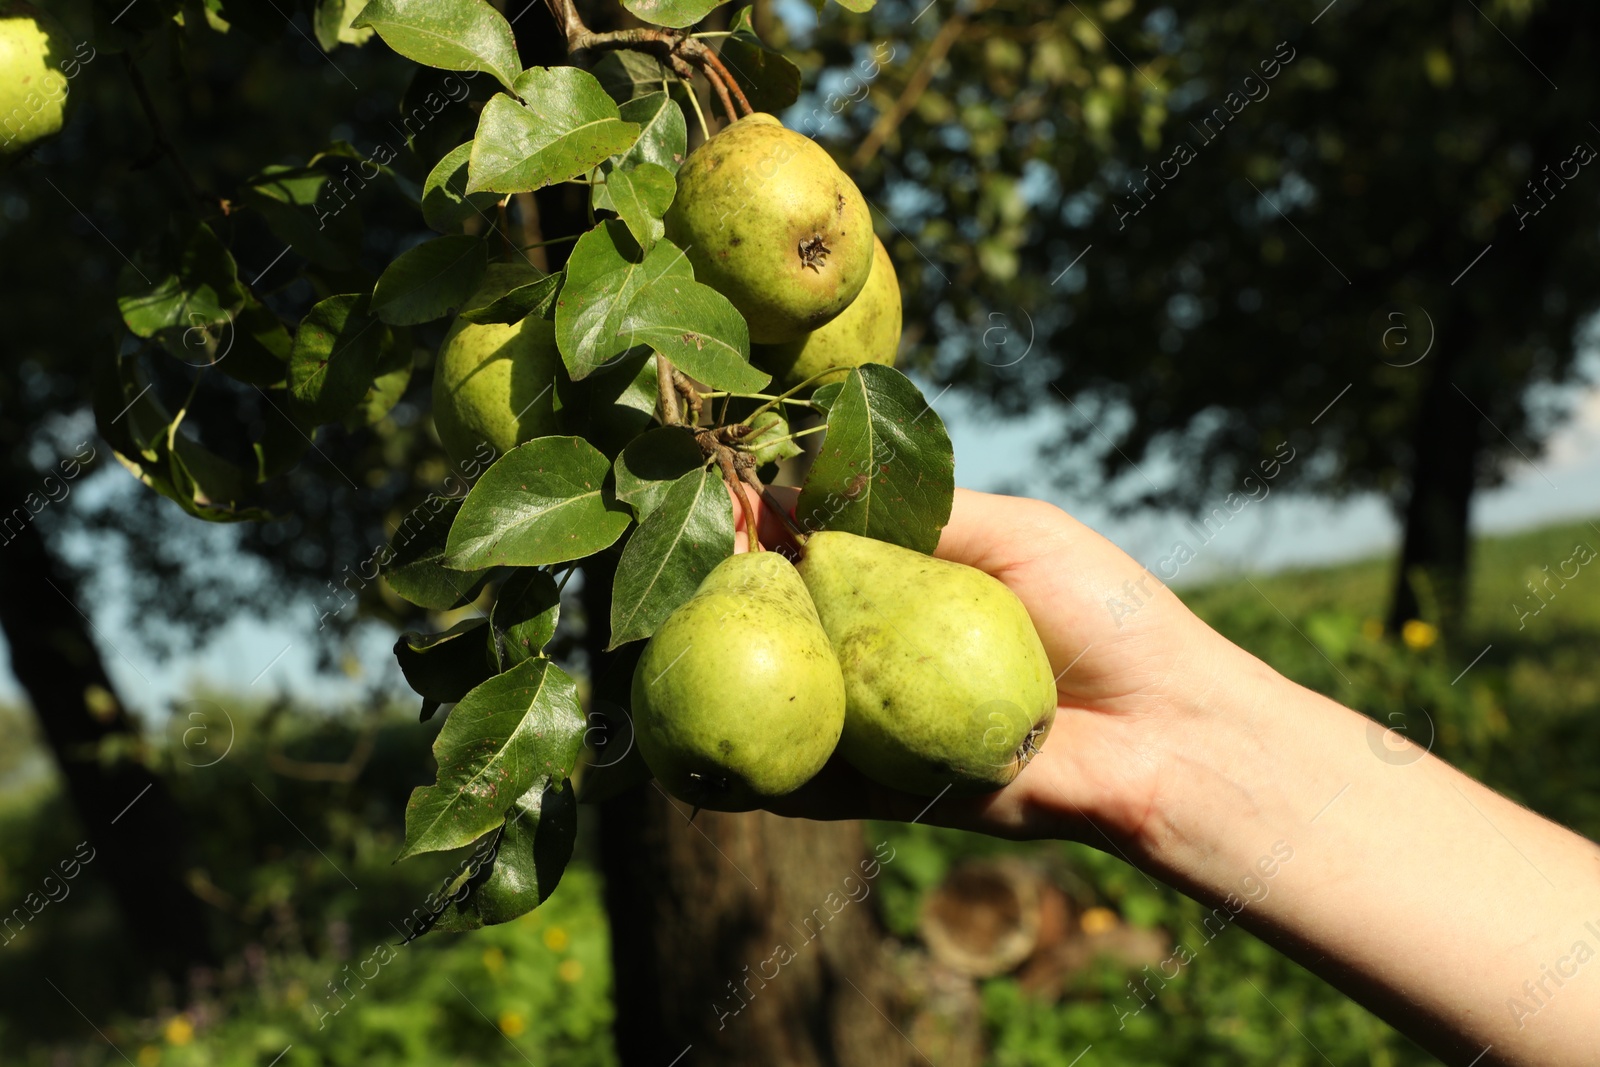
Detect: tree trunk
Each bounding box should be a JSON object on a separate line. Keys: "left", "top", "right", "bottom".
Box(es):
{"left": 1386, "top": 349, "right": 1482, "bottom": 635}
{"left": 583, "top": 562, "right": 917, "bottom": 1067}
{"left": 0, "top": 471, "right": 215, "bottom": 982}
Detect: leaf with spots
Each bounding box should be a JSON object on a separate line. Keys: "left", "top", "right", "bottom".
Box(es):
{"left": 555, "top": 222, "right": 766, "bottom": 391}
{"left": 397, "top": 657, "right": 585, "bottom": 861}
{"left": 444, "top": 436, "right": 631, "bottom": 569}
{"left": 467, "top": 68, "right": 640, "bottom": 195}
{"left": 796, "top": 364, "right": 953, "bottom": 554}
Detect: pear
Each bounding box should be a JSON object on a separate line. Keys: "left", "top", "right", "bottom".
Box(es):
{"left": 432, "top": 264, "right": 563, "bottom": 469}
{"left": 1, "top": 3, "right": 72, "bottom": 158}
{"left": 754, "top": 235, "right": 901, "bottom": 392}
{"left": 798, "top": 532, "right": 1057, "bottom": 796}
{"left": 663, "top": 113, "right": 874, "bottom": 344}
{"left": 631, "top": 550, "right": 846, "bottom": 811}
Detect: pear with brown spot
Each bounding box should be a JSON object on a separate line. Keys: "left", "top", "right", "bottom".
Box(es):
{"left": 663, "top": 113, "right": 874, "bottom": 344}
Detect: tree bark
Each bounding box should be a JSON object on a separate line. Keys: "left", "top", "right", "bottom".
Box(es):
{"left": 0, "top": 469, "right": 215, "bottom": 982}
{"left": 1386, "top": 349, "right": 1482, "bottom": 635}
{"left": 583, "top": 561, "right": 917, "bottom": 1067}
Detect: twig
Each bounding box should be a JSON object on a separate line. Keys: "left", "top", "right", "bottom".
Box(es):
{"left": 656, "top": 356, "right": 683, "bottom": 426}
{"left": 121, "top": 53, "right": 207, "bottom": 210}
{"left": 700, "top": 61, "right": 739, "bottom": 124}
{"left": 684, "top": 40, "right": 753, "bottom": 116}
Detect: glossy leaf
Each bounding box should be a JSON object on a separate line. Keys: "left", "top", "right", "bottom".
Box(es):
{"left": 621, "top": 0, "right": 729, "bottom": 30}
{"left": 398, "top": 657, "right": 585, "bottom": 860}
{"left": 593, "top": 92, "right": 688, "bottom": 213}
{"left": 491, "top": 568, "right": 562, "bottom": 667}
{"left": 608, "top": 468, "right": 734, "bottom": 648}
{"left": 352, "top": 0, "right": 521, "bottom": 91}
{"left": 444, "top": 436, "right": 630, "bottom": 569}
{"left": 555, "top": 222, "right": 765, "bottom": 390}
{"left": 353, "top": 328, "right": 415, "bottom": 426}
{"left": 288, "top": 294, "right": 386, "bottom": 424}
{"left": 467, "top": 68, "right": 640, "bottom": 195}
{"left": 796, "top": 365, "right": 954, "bottom": 554}
{"left": 372, "top": 235, "right": 487, "bottom": 325}
{"left": 603, "top": 162, "right": 675, "bottom": 252}
{"left": 460, "top": 273, "right": 564, "bottom": 325}
{"left": 422, "top": 142, "right": 498, "bottom": 233}
{"left": 313, "top": 0, "right": 374, "bottom": 49}
{"left": 394, "top": 619, "right": 497, "bottom": 704}
{"left": 382, "top": 497, "right": 491, "bottom": 610}
{"left": 432, "top": 780, "right": 578, "bottom": 931}
{"left": 614, "top": 426, "right": 706, "bottom": 520}
{"left": 593, "top": 50, "right": 675, "bottom": 104}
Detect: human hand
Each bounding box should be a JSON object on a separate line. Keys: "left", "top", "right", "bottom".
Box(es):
{"left": 736, "top": 486, "right": 1262, "bottom": 848}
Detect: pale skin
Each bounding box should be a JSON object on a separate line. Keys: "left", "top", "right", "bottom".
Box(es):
{"left": 732, "top": 486, "right": 1600, "bottom": 1067}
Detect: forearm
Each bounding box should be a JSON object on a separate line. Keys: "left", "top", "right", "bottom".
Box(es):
{"left": 1140, "top": 644, "right": 1600, "bottom": 1066}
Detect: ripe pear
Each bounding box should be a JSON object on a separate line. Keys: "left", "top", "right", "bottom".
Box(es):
{"left": 631, "top": 551, "right": 846, "bottom": 811}
{"left": 663, "top": 112, "right": 873, "bottom": 344}
{"left": 798, "top": 532, "right": 1057, "bottom": 796}
{"left": 1, "top": 3, "right": 71, "bottom": 159}
{"left": 432, "top": 264, "right": 563, "bottom": 469}
{"left": 754, "top": 235, "right": 901, "bottom": 391}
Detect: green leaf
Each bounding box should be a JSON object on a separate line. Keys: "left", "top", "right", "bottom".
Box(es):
{"left": 431, "top": 780, "right": 578, "bottom": 931}
{"left": 467, "top": 68, "right": 640, "bottom": 195}
{"left": 593, "top": 92, "right": 689, "bottom": 214}
{"left": 353, "top": 327, "right": 415, "bottom": 426}
{"left": 720, "top": 8, "right": 803, "bottom": 113}
{"left": 621, "top": 0, "right": 729, "bottom": 30}
{"left": 555, "top": 222, "right": 766, "bottom": 391}
{"left": 796, "top": 365, "right": 954, "bottom": 553}
{"left": 616, "top": 91, "right": 689, "bottom": 173}
{"left": 372, "top": 235, "right": 487, "bottom": 325}
{"left": 288, "top": 294, "right": 386, "bottom": 424}
{"left": 603, "top": 162, "right": 675, "bottom": 252}
{"left": 811, "top": 381, "right": 843, "bottom": 412}
{"left": 608, "top": 468, "right": 733, "bottom": 648}
{"left": 492, "top": 568, "right": 562, "bottom": 667}
{"left": 554, "top": 349, "right": 659, "bottom": 457}
{"left": 352, "top": 0, "right": 521, "bottom": 91}
{"left": 394, "top": 619, "right": 497, "bottom": 704}
{"left": 398, "top": 657, "right": 585, "bottom": 860}
{"left": 460, "top": 273, "right": 564, "bottom": 325}
{"left": 444, "top": 436, "right": 631, "bottom": 569}
{"left": 422, "top": 142, "right": 499, "bottom": 233}
{"left": 239, "top": 162, "right": 360, "bottom": 271}
{"left": 614, "top": 426, "right": 705, "bottom": 520}
{"left": 313, "top": 0, "right": 375, "bottom": 50}
{"left": 831, "top": 0, "right": 875, "bottom": 10}
{"left": 593, "top": 50, "right": 675, "bottom": 104}
{"left": 382, "top": 497, "right": 493, "bottom": 610}
{"left": 744, "top": 409, "right": 802, "bottom": 465}
{"left": 117, "top": 219, "right": 240, "bottom": 341}
{"left": 222, "top": 299, "right": 295, "bottom": 388}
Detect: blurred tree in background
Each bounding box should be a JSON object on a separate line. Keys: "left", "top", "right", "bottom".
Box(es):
{"left": 800, "top": 0, "right": 1598, "bottom": 632}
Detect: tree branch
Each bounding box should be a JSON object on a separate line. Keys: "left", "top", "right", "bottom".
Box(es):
{"left": 122, "top": 53, "right": 209, "bottom": 211}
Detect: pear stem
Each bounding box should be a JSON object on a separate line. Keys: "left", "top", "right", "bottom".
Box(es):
{"left": 761, "top": 487, "right": 810, "bottom": 546}
{"left": 741, "top": 367, "right": 857, "bottom": 425}
{"left": 681, "top": 76, "right": 711, "bottom": 141}
{"left": 746, "top": 424, "right": 828, "bottom": 450}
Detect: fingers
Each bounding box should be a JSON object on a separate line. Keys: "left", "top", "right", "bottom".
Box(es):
{"left": 726, "top": 482, "right": 803, "bottom": 554}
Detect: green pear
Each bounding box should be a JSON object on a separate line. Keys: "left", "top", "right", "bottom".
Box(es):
{"left": 798, "top": 532, "right": 1057, "bottom": 796}
{"left": 753, "top": 235, "right": 901, "bottom": 392}
{"left": 1, "top": 3, "right": 71, "bottom": 159}
{"left": 663, "top": 113, "right": 874, "bottom": 345}
{"left": 432, "top": 264, "right": 563, "bottom": 469}
{"left": 631, "top": 550, "right": 846, "bottom": 811}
